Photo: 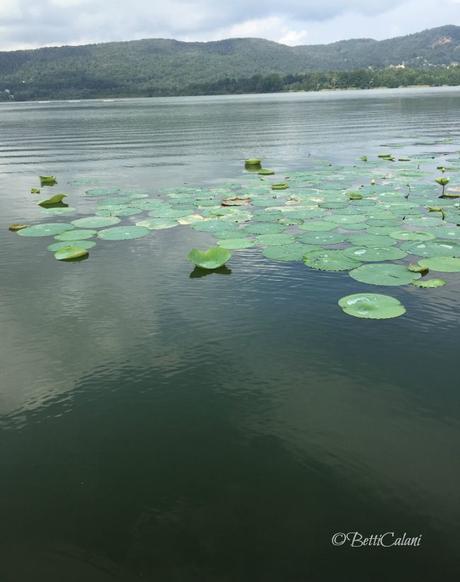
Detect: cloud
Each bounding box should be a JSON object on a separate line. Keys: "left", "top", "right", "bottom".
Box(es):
{"left": 0, "top": 0, "right": 459, "bottom": 50}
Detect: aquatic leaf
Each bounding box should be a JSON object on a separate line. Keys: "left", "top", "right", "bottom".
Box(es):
{"left": 9, "top": 223, "right": 28, "bottom": 232}
{"left": 40, "top": 176, "right": 57, "bottom": 187}
{"left": 48, "top": 240, "right": 96, "bottom": 252}
{"left": 304, "top": 249, "right": 361, "bottom": 272}
{"left": 349, "top": 263, "right": 421, "bottom": 286}
{"left": 329, "top": 214, "right": 367, "bottom": 225}
{"left": 412, "top": 278, "right": 446, "bottom": 288}
{"left": 136, "top": 218, "right": 177, "bottom": 230}
{"left": 244, "top": 223, "right": 285, "bottom": 235}
{"left": 38, "top": 193, "right": 67, "bottom": 207}
{"left": 408, "top": 263, "right": 429, "bottom": 275}
{"left": 258, "top": 169, "right": 275, "bottom": 175}
{"left": 54, "top": 245, "right": 89, "bottom": 261}
{"left": 31, "top": 188, "right": 41, "bottom": 194}
{"left": 85, "top": 187, "right": 120, "bottom": 197}
{"left": 217, "top": 238, "right": 255, "bottom": 250}
{"left": 338, "top": 293, "right": 406, "bottom": 319}
{"left": 177, "top": 214, "right": 205, "bottom": 225}
{"left": 401, "top": 240, "right": 460, "bottom": 257}
{"left": 299, "top": 221, "right": 337, "bottom": 232}
{"left": 262, "top": 243, "right": 320, "bottom": 261}
{"left": 188, "top": 247, "right": 232, "bottom": 269}
{"left": 17, "top": 223, "right": 73, "bottom": 237}
{"left": 245, "top": 159, "right": 261, "bottom": 169}
{"left": 344, "top": 246, "right": 407, "bottom": 262}
{"left": 256, "top": 233, "right": 296, "bottom": 246}
{"left": 389, "top": 230, "right": 435, "bottom": 241}
{"left": 418, "top": 256, "right": 460, "bottom": 273}
{"left": 72, "top": 216, "right": 121, "bottom": 228}
{"left": 271, "top": 183, "right": 289, "bottom": 190}
{"left": 348, "top": 234, "right": 397, "bottom": 247}
{"left": 297, "top": 232, "right": 347, "bottom": 245}
{"left": 97, "top": 226, "right": 150, "bottom": 240}
{"left": 222, "top": 197, "right": 251, "bottom": 207}
{"left": 55, "top": 229, "right": 97, "bottom": 241}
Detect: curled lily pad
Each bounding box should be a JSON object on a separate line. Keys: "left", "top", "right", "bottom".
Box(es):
{"left": 271, "top": 183, "right": 289, "bottom": 190}
{"left": 349, "top": 263, "right": 421, "bottom": 286}
{"left": 304, "top": 249, "right": 361, "bottom": 272}
{"left": 389, "top": 230, "right": 435, "bottom": 241}
{"left": 344, "top": 246, "right": 407, "bottom": 262}
{"left": 338, "top": 293, "right": 406, "bottom": 319}
{"left": 72, "top": 216, "right": 121, "bottom": 228}
{"left": 245, "top": 159, "right": 261, "bottom": 169}
{"left": 177, "top": 214, "right": 204, "bottom": 225}
{"left": 40, "top": 176, "right": 57, "bottom": 187}
{"left": 412, "top": 278, "right": 447, "bottom": 288}
{"left": 55, "top": 229, "right": 96, "bottom": 241}
{"left": 48, "top": 240, "right": 96, "bottom": 252}
{"left": 9, "top": 223, "right": 28, "bottom": 232}
{"left": 222, "top": 197, "right": 251, "bottom": 207}
{"left": 17, "top": 223, "right": 73, "bottom": 237}
{"left": 217, "top": 238, "right": 255, "bottom": 250}
{"left": 262, "top": 243, "right": 320, "bottom": 261}
{"left": 31, "top": 188, "right": 40, "bottom": 194}
{"left": 418, "top": 256, "right": 460, "bottom": 272}
{"left": 39, "top": 193, "right": 67, "bottom": 207}
{"left": 54, "top": 245, "right": 89, "bottom": 261}
{"left": 97, "top": 226, "right": 150, "bottom": 240}
{"left": 188, "top": 247, "right": 232, "bottom": 269}
{"left": 408, "top": 263, "right": 429, "bottom": 275}
{"left": 258, "top": 169, "right": 275, "bottom": 176}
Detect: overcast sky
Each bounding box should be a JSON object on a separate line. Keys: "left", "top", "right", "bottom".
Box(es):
{"left": 0, "top": 0, "right": 459, "bottom": 51}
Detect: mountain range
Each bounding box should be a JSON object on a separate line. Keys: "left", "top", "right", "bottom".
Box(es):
{"left": 0, "top": 25, "right": 459, "bottom": 100}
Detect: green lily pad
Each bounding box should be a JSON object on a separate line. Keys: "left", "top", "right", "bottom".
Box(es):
{"left": 39, "top": 193, "right": 67, "bottom": 207}
{"left": 256, "top": 234, "right": 295, "bottom": 246}
{"left": 304, "top": 249, "right": 361, "bottom": 272}
{"left": 85, "top": 187, "right": 120, "bottom": 197}
{"left": 217, "top": 238, "right": 255, "bottom": 250}
{"left": 48, "top": 240, "right": 96, "bottom": 252}
{"left": 97, "top": 226, "right": 150, "bottom": 240}
{"left": 299, "top": 221, "right": 337, "bottom": 232}
{"left": 262, "top": 243, "right": 320, "bottom": 261}
{"left": 55, "top": 229, "right": 97, "bottom": 241}
{"left": 401, "top": 241, "right": 460, "bottom": 257}
{"left": 271, "top": 183, "right": 289, "bottom": 190}
{"left": 136, "top": 219, "right": 177, "bottom": 230}
{"left": 17, "top": 223, "right": 73, "bottom": 237}
{"left": 188, "top": 247, "right": 232, "bottom": 269}
{"left": 389, "top": 230, "right": 435, "bottom": 241}
{"left": 54, "top": 245, "right": 89, "bottom": 261}
{"left": 297, "top": 232, "right": 347, "bottom": 245}
{"left": 258, "top": 168, "right": 275, "bottom": 175}
{"left": 40, "top": 176, "right": 57, "bottom": 187}
{"left": 412, "top": 278, "right": 447, "bottom": 288}
{"left": 418, "top": 256, "right": 460, "bottom": 272}
{"left": 349, "top": 263, "right": 421, "bottom": 286}
{"left": 329, "top": 214, "right": 367, "bottom": 225}
{"left": 245, "top": 159, "right": 261, "bottom": 169}
{"left": 408, "top": 263, "right": 429, "bottom": 274}
{"left": 347, "top": 234, "right": 397, "bottom": 247}
{"left": 244, "top": 223, "right": 285, "bottom": 235}
{"left": 72, "top": 216, "right": 121, "bottom": 228}
{"left": 344, "top": 246, "right": 407, "bottom": 262}
{"left": 338, "top": 293, "right": 406, "bottom": 319}
{"left": 9, "top": 224, "right": 28, "bottom": 232}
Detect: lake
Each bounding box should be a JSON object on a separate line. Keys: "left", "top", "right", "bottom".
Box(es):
{"left": 0, "top": 88, "right": 459, "bottom": 581}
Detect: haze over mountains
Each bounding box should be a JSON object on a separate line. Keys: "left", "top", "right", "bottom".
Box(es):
{"left": 0, "top": 25, "right": 459, "bottom": 100}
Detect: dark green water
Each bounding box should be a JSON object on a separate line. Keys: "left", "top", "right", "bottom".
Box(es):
{"left": 0, "top": 88, "right": 460, "bottom": 581}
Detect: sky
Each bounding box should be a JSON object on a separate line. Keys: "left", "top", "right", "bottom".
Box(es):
{"left": 0, "top": 0, "right": 459, "bottom": 51}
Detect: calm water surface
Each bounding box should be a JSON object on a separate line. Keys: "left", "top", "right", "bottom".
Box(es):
{"left": 0, "top": 88, "right": 460, "bottom": 581}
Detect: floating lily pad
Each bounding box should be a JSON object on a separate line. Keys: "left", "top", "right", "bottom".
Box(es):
{"left": 245, "top": 159, "right": 261, "bottom": 169}
{"left": 256, "top": 234, "right": 295, "bottom": 246}
{"left": 418, "top": 256, "right": 460, "bottom": 272}
{"left": 55, "top": 229, "right": 97, "bottom": 241}
{"left": 17, "top": 223, "right": 73, "bottom": 237}
{"left": 297, "top": 232, "right": 347, "bottom": 245}
{"left": 347, "top": 234, "right": 397, "bottom": 247}
{"left": 401, "top": 240, "right": 460, "bottom": 257}
{"left": 338, "top": 293, "right": 406, "bottom": 319}
{"left": 299, "top": 221, "right": 337, "bottom": 232}
{"left": 304, "top": 249, "right": 361, "bottom": 272}
{"left": 85, "top": 187, "right": 120, "bottom": 197}
{"left": 349, "top": 263, "right": 421, "bottom": 286}
{"left": 271, "top": 183, "right": 289, "bottom": 190}
{"left": 97, "top": 226, "right": 150, "bottom": 240}
{"left": 244, "top": 223, "right": 285, "bottom": 235}
{"left": 188, "top": 247, "right": 232, "bottom": 269}
{"left": 258, "top": 169, "right": 275, "bottom": 175}
{"left": 412, "top": 278, "right": 447, "bottom": 288}
{"left": 389, "top": 230, "right": 435, "bottom": 241}
{"left": 217, "top": 238, "right": 255, "bottom": 250}
{"left": 72, "top": 216, "right": 121, "bottom": 228}
{"left": 48, "top": 240, "right": 96, "bottom": 252}
{"left": 408, "top": 263, "right": 429, "bottom": 275}
{"left": 330, "top": 214, "right": 367, "bottom": 225}
{"left": 136, "top": 218, "right": 177, "bottom": 230}
{"left": 344, "top": 246, "right": 407, "bottom": 262}
{"left": 54, "top": 245, "right": 89, "bottom": 261}
{"left": 262, "top": 243, "right": 320, "bottom": 261}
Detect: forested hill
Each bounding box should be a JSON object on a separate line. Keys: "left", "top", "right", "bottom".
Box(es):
{"left": 0, "top": 25, "right": 459, "bottom": 100}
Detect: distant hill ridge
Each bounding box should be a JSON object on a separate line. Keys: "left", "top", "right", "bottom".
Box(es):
{"left": 0, "top": 25, "right": 459, "bottom": 100}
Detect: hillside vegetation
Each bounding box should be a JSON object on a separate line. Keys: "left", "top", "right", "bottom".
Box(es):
{"left": 0, "top": 25, "right": 459, "bottom": 100}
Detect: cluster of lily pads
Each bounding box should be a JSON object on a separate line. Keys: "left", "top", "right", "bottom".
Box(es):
{"left": 9, "top": 151, "right": 460, "bottom": 319}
